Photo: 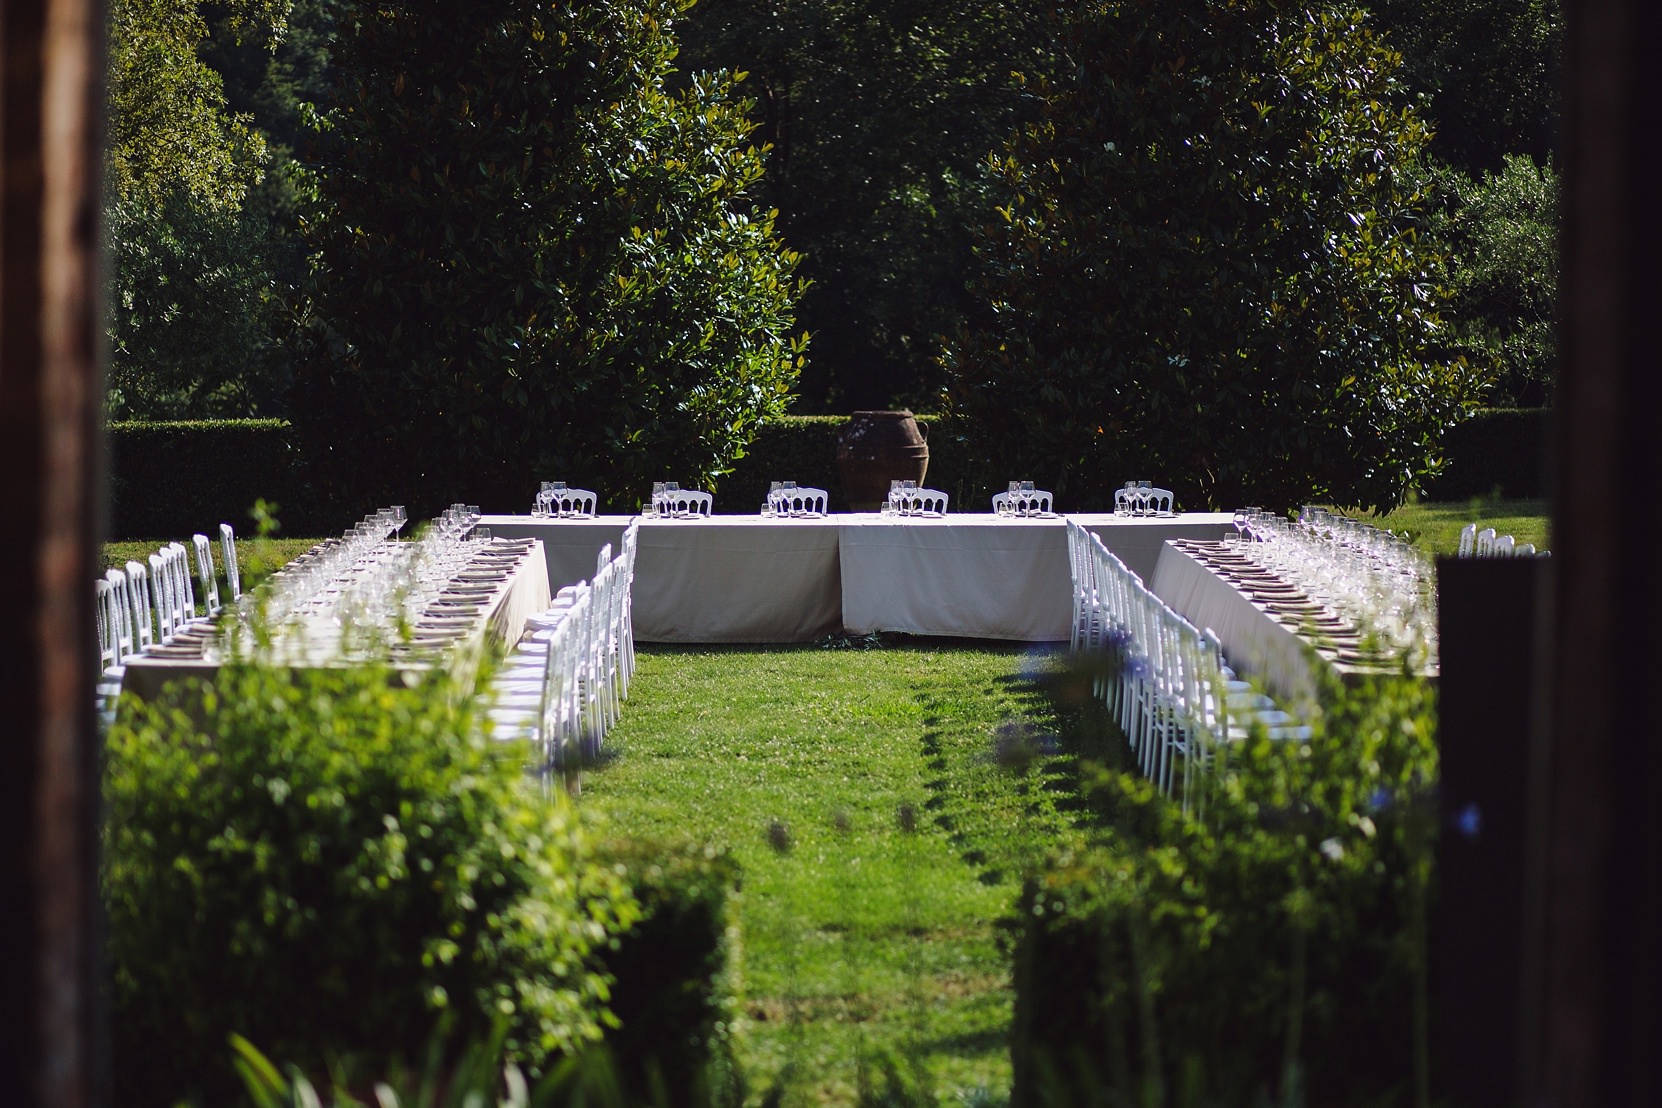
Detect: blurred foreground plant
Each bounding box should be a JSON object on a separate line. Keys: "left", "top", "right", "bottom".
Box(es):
{"left": 102, "top": 660, "right": 637, "bottom": 1106}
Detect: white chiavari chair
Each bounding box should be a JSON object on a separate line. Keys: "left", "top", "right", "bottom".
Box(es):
{"left": 909, "top": 488, "right": 950, "bottom": 515}
{"left": 617, "top": 521, "right": 639, "bottom": 697}
{"left": 220, "top": 523, "right": 243, "bottom": 602}
{"left": 192, "top": 533, "right": 223, "bottom": 616}
{"left": 775, "top": 486, "right": 829, "bottom": 516}
{"left": 95, "top": 575, "right": 127, "bottom": 726}
{"left": 661, "top": 489, "right": 714, "bottom": 517}
{"left": 1458, "top": 523, "right": 1477, "bottom": 557}
{"left": 992, "top": 488, "right": 1054, "bottom": 515}
{"left": 125, "top": 559, "right": 159, "bottom": 653}
{"left": 1474, "top": 527, "right": 1497, "bottom": 556}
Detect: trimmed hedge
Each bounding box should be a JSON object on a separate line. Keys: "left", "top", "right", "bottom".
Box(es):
{"left": 106, "top": 419, "right": 325, "bottom": 539}
{"left": 1423, "top": 407, "right": 1550, "bottom": 501}
{"left": 590, "top": 837, "right": 743, "bottom": 1107}
{"left": 105, "top": 407, "right": 1546, "bottom": 538}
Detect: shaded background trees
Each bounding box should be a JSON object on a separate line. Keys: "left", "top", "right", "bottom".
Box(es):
{"left": 943, "top": 0, "right": 1485, "bottom": 513}
{"left": 289, "top": 0, "right": 807, "bottom": 514}
{"left": 674, "top": 0, "right": 1050, "bottom": 412}
{"left": 103, "top": 0, "right": 1563, "bottom": 509}
{"left": 104, "top": 0, "right": 297, "bottom": 419}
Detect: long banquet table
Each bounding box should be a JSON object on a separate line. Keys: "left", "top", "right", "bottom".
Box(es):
{"left": 482, "top": 511, "right": 1234, "bottom": 643}
{"left": 119, "top": 537, "right": 552, "bottom": 701}
{"left": 1149, "top": 538, "right": 1437, "bottom": 704}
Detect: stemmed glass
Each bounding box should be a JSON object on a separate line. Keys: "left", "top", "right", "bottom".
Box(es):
{"left": 1020, "top": 480, "right": 1036, "bottom": 517}
{"left": 901, "top": 480, "right": 917, "bottom": 517}
{"left": 1231, "top": 509, "right": 1250, "bottom": 542}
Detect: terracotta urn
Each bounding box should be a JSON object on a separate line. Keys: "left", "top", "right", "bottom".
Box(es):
{"left": 837, "top": 410, "right": 930, "bottom": 511}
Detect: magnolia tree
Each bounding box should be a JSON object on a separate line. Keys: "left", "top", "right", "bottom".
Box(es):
{"left": 943, "top": 0, "right": 1484, "bottom": 513}
{"left": 294, "top": 0, "right": 808, "bottom": 512}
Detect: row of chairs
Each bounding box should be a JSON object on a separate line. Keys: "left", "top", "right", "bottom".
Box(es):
{"left": 95, "top": 524, "right": 242, "bottom": 725}
{"left": 1065, "top": 520, "right": 1307, "bottom": 814}
{"left": 479, "top": 522, "right": 638, "bottom": 786}
{"left": 1457, "top": 523, "right": 1541, "bottom": 557}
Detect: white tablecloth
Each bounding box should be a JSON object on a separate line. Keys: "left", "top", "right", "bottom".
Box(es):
{"left": 479, "top": 512, "right": 1234, "bottom": 643}
{"left": 840, "top": 512, "right": 1235, "bottom": 640}
{"left": 479, "top": 514, "right": 634, "bottom": 591}
{"left": 1069, "top": 513, "right": 1238, "bottom": 584}
{"left": 1149, "top": 540, "right": 1322, "bottom": 704}
{"left": 632, "top": 515, "right": 844, "bottom": 643}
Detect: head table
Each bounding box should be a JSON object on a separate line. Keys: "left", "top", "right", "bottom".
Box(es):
{"left": 479, "top": 511, "right": 1235, "bottom": 643}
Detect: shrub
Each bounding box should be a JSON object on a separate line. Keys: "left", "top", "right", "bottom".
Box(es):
{"left": 101, "top": 662, "right": 637, "bottom": 1107}
{"left": 590, "top": 837, "right": 744, "bottom": 1107}
{"left": 1011, "top": 673, "right": 1438, "bottom": 1107}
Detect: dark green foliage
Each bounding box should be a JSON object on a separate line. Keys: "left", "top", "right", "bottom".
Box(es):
{"left": 945, "top": 0, "right": 1485, "bottom": 514}
{"left": 106, "top": 191, "right": 295, "bottom": 420}
{"left": 101, "top": 663, "right": 636, "bottom": 1107}
{"left": 294, "top": 0, "right": 807, "bottom": 515}
{"left": 1010, "top": 674, "right": 1438, "bottom": 1107}
{"left": 1423, "top": 407, "right": 1550, "bottom": 501}
{"left": 105, "top": 419, "right": 323, "bottom": 539}
{"left": 590, "top": 838, "right": 744, "bottom": 1107}
{"left": 720, "top": 415, "right": 847, "bottom": 510}
{"left": 1367, "top": 0, "right": 1562, "bottom": 175}
{"left": 104, "top": 1, "right": 300, "bottom": 421}
{"left": 677, "top": 0, "right": 1050, "bottom": 412}
{"left": 1435, "top": 155, "right": 1559, "bottom": 408}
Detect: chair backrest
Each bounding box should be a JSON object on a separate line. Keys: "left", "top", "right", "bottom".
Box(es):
{"left": 1515, "top": 542, "right": 1536, "bottom": 556}
{"left": 992, "top": 489, "right": 1054, "bottom": 515}
{"left": 1458, "top": 523, "right": 1477, "bottom": 557}
{"left": 555, "top": 488, "right": 597, "bottom": 517}
{"left": 909, "top": 488, "right": 949, "bottom": 514}
{"left": 125, "top": 559, "right": 157, "bottom": 651}
{"left": 595, "top": 542, "right": 614, "bottom": 576}
{"left": 663, "top": 490, "right": 713, "bottom": 517}
{"left": 1114, "top": 487, "right": 1133, "bottom": 512}
{"left": 1474, "top": 527, "right": 1497, "bottom": 556}
{"left": 220, "top": 523, "right": 242, "bottom": 600}
{"left": 775, "top": 486, "right": 829, "bottom": 515}
{"left": 193, "top": 533, "right": 222, "bottom": 615}
{"left": 1495, "top": 533, "right": 1515, "bottom": 556}
{"left": 1145, "top": 488, "right": 1175, "bottom": 515}
{"left": 96, "top": 576, "right": 123, "bottom": 670}
{"left": 149, "top": 551, "right": 180, "bottom": 643}
{"left": 105, "top": 567, "right": 136, "bottom": 660}
{"left": 165, "top": 542, "right": 197, "bottom": 626}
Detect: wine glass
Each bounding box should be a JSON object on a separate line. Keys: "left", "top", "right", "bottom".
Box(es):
{"left": 1232, "top": 508, "right": 1250, "bottom": 542}
{"left": 1020, "top": 480, "right": 1036, "bottom": 517}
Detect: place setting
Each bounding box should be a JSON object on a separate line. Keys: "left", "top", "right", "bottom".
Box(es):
{"left": 992, "top": 480, "right": 1055, "bottom": 518}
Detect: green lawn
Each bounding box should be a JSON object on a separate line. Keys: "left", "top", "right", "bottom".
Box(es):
{"left": 582, "top": 642, "right": 1106, "bottom": 1107}
{"left": 1333, "top": 496, "right": 1550, "bottom": 555}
